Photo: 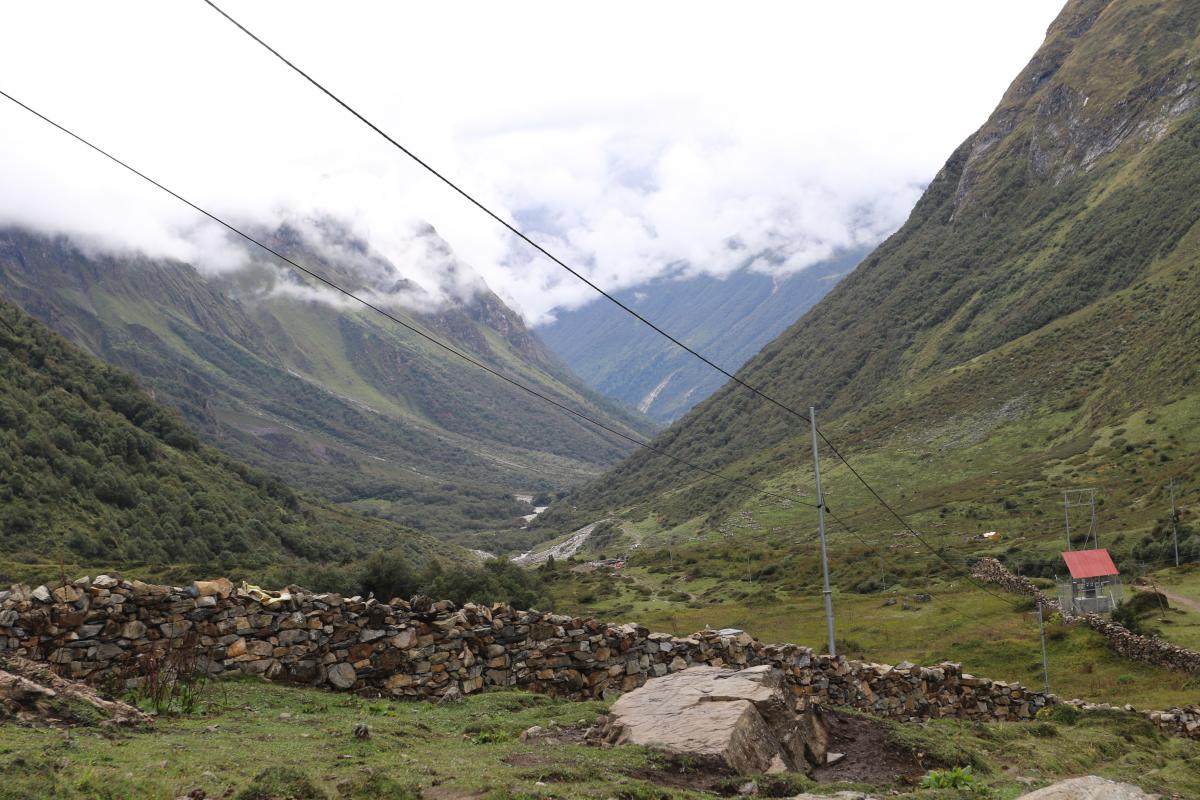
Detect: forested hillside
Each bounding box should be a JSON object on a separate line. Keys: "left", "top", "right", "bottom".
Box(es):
{"left": 538, "top": 254, "right": 857, "bottom": 423}
{"left": 0, "top": 222, "right": 651, "bottom": 535}
{"left": 0, "top": 295, "right": 460, "bottom": 579}
{"left": 552, "top": 0, "right": 1200, "bottom": 552}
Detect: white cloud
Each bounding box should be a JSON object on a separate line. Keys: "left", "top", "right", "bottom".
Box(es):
{"left": 0, "top": 0, "right": 1063, "bottom": 324}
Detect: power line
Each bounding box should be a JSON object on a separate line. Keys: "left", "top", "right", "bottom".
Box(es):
{"left": 38, "top": 0, "right": 1014, "bottom": 603}
{"left": 811, "top": 429, "right": 1015, "bottom": 597}
{"left": 200, "top": 0, "right": 821, "bottom": 429}
{"left": 199, "top": 0, "right": 1012, "bottom": 603}
{"left": 0, "top": 87, "right": 812, "bottom": 515}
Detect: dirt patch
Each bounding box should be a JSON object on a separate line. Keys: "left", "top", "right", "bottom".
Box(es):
{"left": 811, "top": 711, "right": 924, "bottom": 786}
{"left": 511, "top": 723, "right": 593, "bottom": 747}
{"left": 626, "top": 756, "right": 738, "bottom": 793}
{"left": 509, "top": 710, "right": 925, "bottom": 794}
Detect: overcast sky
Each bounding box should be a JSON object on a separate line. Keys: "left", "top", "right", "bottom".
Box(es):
{"left": 0, "top": 1, "right": 1064, "bottom": 324}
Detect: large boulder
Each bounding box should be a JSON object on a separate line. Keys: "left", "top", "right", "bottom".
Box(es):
{"left": 600, "top": 665, "right": 827, "bottom": 775}
{"left": 1017, "top": 777, "right": 1158, "bottom": 799}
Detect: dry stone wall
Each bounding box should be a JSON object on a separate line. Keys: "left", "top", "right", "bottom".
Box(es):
{"left": 0, "top": 574, "right": 1195, "bottom": 739}
{"left": 972, "top": 558, "right": 1200, "bottom": 674}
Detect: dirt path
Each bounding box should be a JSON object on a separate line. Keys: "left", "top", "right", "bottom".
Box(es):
{"left": 1159, "top": 587, "right": 1200, "bottom": 614}
{"left": 1134, "top": 581, "right": 1200, "bottom": 614}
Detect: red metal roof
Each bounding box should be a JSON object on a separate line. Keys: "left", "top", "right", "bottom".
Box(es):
{"left": 1061, "top": 548, "right": 1119, "bottom": 579}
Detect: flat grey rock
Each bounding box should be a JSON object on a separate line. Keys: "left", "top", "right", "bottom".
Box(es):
{"left": 601, "top": 665, "right": 827, "bottom": 775}
{"left": 1017, "top": 776, "right": 1158, "bottom": 799}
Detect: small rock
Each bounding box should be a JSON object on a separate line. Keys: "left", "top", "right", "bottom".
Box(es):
{"left": 327, "top": 663, "right": 357, "bottom": 689}
{"left": 159, "top": 621, "right": 192, "bottom": 638}
{"left": 121, "top": 620, "right": 147, "bottom": 640}
{"left": 520, "top": 725, "right": 544, "bottom": 742}
{"left": 353, "top": 723, "right": 370, "bottom": 739}
{"left": 737, "top": 781, "right": 758, "bottom": 795}
{"left": 193, "top": 578, "right": 233, "bottom": 598}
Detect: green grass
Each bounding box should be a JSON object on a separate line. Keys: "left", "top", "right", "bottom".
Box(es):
{"left": 540, "top": 0, "right": 1200, "bottom": 628}
{"left": 1, "top": 678, "right": 1197, "bottom": 799}
{"left": 1136, "top": 565, "right": 1200, "bottom": 651}
{"left": 543, "top": 566, "right": 1200, "bottom": 710}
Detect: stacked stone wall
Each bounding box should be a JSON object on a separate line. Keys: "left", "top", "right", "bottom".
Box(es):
{"left": 972, "top": 558, "right": 1200, "bottom": 673}
{"left": 0, "top": 574, "right": 1195, "bottom": 739}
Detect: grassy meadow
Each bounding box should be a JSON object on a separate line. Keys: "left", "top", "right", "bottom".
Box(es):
{"left": 1, "top": 677, "right": 1198, "bottom": 800}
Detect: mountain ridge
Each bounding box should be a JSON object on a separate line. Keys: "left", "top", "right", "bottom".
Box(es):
{"left": 551, "top": 0, "right": 1200, "bottom": 538}
{"left": 0, "top": 291, "right": 461, "bottom": 580}
{"left": 537, "top": 253, "right": 859, "bottom": 423}
{"left": 0, "top": 221, "right": 653, "bottom": 536}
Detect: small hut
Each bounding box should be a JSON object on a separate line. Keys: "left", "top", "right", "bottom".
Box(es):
{"left": 1057, "top": 548, "right": 1123, "bottom": 615}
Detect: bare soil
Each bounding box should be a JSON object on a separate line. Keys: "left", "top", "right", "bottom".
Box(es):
{"left": 811, "top": 711, "right": 924, "bottom": 786}
{"left": 509, "top": 710, "right": 925, "bottom": 794}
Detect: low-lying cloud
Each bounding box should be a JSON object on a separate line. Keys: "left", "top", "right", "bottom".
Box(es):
{"left": 0, "top": 1, "right": 1063, "bottom": 324}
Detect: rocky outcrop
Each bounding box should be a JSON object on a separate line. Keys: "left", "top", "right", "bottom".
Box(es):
{"left": 972, "top": 558, "right": 1200, "bottom": 674}
{"left": 1016, "top": 776, "right": 1158, "bottom": 799}
{"left": 599, "top": 665, "right": 827, "bottom": 775}
{"left": 1, "top": 574, "right": 1196, "bottom": 741}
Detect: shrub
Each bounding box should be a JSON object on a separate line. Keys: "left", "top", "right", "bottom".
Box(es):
{"left": 1037, "top": 704, "right": 1080, "bottom": 725}
{"left": 851, "top": 573, "right": 897, "bottom": 594}
{"left": 1028, "top": 722, "right": 1059, "bottom": 738}
{"left": 919, "top": 765, "right": 978, "bottom": 790}
{"left": 359, "top": 550, "right": 418, "bottom": 602}
{"left": 1110, "top": 600, "right": 1150, "bottom": 635}
{"left": 1012, "top": 597, "right": 1037, "bottom": 613}
{"left": 124, "top": 631, "right": 213, "bottom": 715}
{"left": 236, "top": 767, "right": 327, "bottom": 800}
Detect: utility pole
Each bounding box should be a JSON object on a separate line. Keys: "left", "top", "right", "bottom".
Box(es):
{"left": 810, "top": 406, "right": 836, "bottom": 658}
{"left": 1037, "top": 600, "right": 1050, "bottom": 694}
{"left": 1063, "top": 490, "right": 1072, "bottom": 552}
{"left": 1169, "top": 479, "right": 1180, "bottom": 567}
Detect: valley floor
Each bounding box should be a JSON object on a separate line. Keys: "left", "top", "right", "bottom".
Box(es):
{"left": 1, "top": 677, "right": 1198, "bottom": 799}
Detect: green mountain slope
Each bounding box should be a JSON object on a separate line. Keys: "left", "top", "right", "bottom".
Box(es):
{"left": 0, "top": 222, "right": 652, "bottom": 536}
{"left": 552, "top": 0, "right": 1200, "bottom": 565}
{"left": 0, "top": 294, "right": 460, "bottom": 578}
{"left": 537, "top": 254, "right": 858, "bottom": 423}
